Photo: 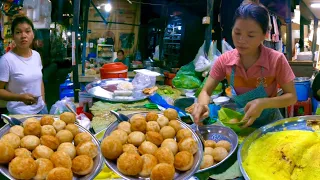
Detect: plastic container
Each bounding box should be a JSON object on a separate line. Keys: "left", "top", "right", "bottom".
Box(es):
{"left": 100, "top": 62, "right": 128, "bottom": 79}
{"left": 60, "top": 89, "right": 74, "bottom": 100}
{"left": 164, "top": 72, "right": 176, "bottom": 87}
{"left": 294, "top": 77, "right": 311, "bottom": 101}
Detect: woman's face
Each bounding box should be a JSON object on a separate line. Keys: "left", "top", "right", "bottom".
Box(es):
{"left": 232, "top": 18, "right": 266, "bottom": 55}
{"left": 117, "top": 52, "right": 124, "bottom": 60}
{"left": 13, "top": 23, "right": 34, "bottom": 49}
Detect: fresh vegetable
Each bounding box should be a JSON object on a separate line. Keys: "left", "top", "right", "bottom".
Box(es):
{"left": 156, "top": 85, "right": 181, "bottom": 99}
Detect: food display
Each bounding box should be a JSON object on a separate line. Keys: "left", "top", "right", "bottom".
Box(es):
{"left": 199, "top": 140, "right": 231, "bottom": 169}
{"left": 101, "top": 109, "right": 203, "bottom": 180}
{"left": 243, "top": 130, "right": 320, "bottom": 180}
{"left": 0, "top": 113, "right": 102, "bottom": 180}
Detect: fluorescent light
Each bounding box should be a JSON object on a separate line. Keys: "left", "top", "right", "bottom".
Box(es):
{"left": 67, "top": 32, "right": 71, "bottom": 36}
{"left": 97, "top": 6, "right": 101, "bottom": 9}
{"left": 105, "top": 3, "right": 112, "bottom": 12}
{"left": 311, "top": 3, "right": 320, "bottom": 8}
{"left": 127, "top": 0, "right": 132, "bottom": 4}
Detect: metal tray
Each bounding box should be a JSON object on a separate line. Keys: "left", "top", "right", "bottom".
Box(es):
{"left": 0, "top": 115, "right": 103, "bottom": 180}
{"left": 238, "top": 115, "right": 319, "bottom": 180}
{"left": 103, "top": 113, "right": 204, "bottom": 180}
{"left": 196, "top": 125, "right": 238, "bottom": 173}
{"left": 85, "top": 78, "right": 148, "bottom": 102}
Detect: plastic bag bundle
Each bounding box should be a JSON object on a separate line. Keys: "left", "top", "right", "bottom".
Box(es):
{"left": 49, "top": 97, "right": 76, "bottom": 115}
{"left": 222, "top": 39, "right": 234, "bottom": 53}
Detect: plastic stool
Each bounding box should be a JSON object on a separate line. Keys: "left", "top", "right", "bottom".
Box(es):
{"left": 287, "top": 98, "right": 312, "bottom": 117}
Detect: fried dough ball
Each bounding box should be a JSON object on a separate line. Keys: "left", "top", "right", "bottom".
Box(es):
{"left": 52, "top": 120, "right": 66, "bottom": 132}
{"left": 200, "top": 155, "right": 214, "bottom": 169}
{"left": 129, "top": 114, "right": 146, "bottom": 123}
{"left": 101, "top": 136, "right": 123, "bottom": 160}
{"left": 146, "top": 112, "right": 159, "bottom": 122}
{"left": 110, "top": 129, "right": 128, "bottom": 144}
{"left": 60, "top": 112, "right": 76, "bottom": 124}
{"left": 40, "top": 135, "right": 60, "bottom": 150}
{"left": 56, "top": 130, "right": 74, "bottom": 143}
{"left": 168, "top": 120, "right": 182, "bottom": 132}
{"left": 154, "top": 147, "right": 174, "bottom": 165}
{"left": 176, "top": 129, "right": 193, "bottom": 142}
{"left": 74, "top": 132, "right": 92, "bottom": 146}
{"left": 72, "top": 155, "right": 94, "bottom": 176}
{"left": 160, "top": 126, "right": 176, "bottom": 139}
{"left": 46, "top": 167, "right": 73, "bottom": 180}
{"left": 9, "top": 125, "right": 24, "bottom": 138}
{"left": 150, "top": 163, "right": 175, "bottom": 180}
{"left": 32, "top": 145, "right": 54, "bottom": 159}
{"left": 131, "top": 118, "right": 147, "bottom": 133}
{"left": 76, "top": 141, "right": 98, "bottom": 158}
{"left": 0, "top": 141, "right": 15, "bottom": 163}
{"left": 138, "top": 141, "right": 158, "bottom": 155}
{"left": 117, "top": 121, "right": 131, "bottom": 134}
{"left": 57, "top": 142, "right": 77, "bottom": 159}
{"left": 157, "top": 116, "right": 169, "bottom": 128}
{"left": 174, "top": 151, "right": 194, "bottom": 171}
{"left": 1, "top": 132, "right": 20, "bottom": 149}
{"left": 161, "top": 138, "right": 178, "bottom": 155}
{"left": 216, "top": 140, "right": 231, "bottom": 152}
{"left": 34, "top": 158, "right": 54, "bottom": 180}
{"left": 163, "top": 108, "right": 178, "bottom": 120}
{"left": 146, "top": 131, "right": 163, "bottom": 146}
{"left": 117, "top": 152, "right": 143, "bottom": 176}
{"left": 205, "top": 140, "right": 216, "bottom": 148}
{"left": 139, "top": 154, "right": 158, "bottom": 177}
{"left": 204, "top": 147, "right": 215, "bottom": 156}
{"left": 40, "top": 115, "right": 55, "bottom": 126}
{"left": 50, "top": 151, "right": 72, "bottom": 169}
{"left": 65, "top": 124, "right": 79, "bottom": 137}
{"left": 146, "top": 121, "right": 161, "bottom": 132}
{"left": 212, "top": 147, "right": 228, "bottom": 162}
{"left": 9, "top": 157, "right": 37, "bottom": 179}
{"left": 178, "top": 137, "right": 198, "bottom": 155}
{"left": 41, "top": 125, "right": 57, "bottom": 136}
{"left": 24, "top": 122, "right": 41, "bottom": 137}
{"left": 122, "top": 144, "right": 139, "bottom": 154}
{"left": 21, "top": 135, "right": 40, "bottom": 151}
{"left": 128, "top": 131, "right": 145, "bottom": 147}
{"left": 15, "top": 148, "right": 32, "bottom": 158}
{"left": 23, "top": 117, "right": 38, "bottom": 127}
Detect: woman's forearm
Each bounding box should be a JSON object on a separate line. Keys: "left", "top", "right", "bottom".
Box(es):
{"left": 0, "top": 89, "right": 22, "bottom": 101}
{"left": 261, "top": 93, "right": 297, "bottom": 109}
{"left": 197, "top": 90, "right": 211, "bottom": 105}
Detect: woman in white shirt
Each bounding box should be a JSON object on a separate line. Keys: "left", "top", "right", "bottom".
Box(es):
{"left": 0, "top": 14, "right": 47, "bottom": 114}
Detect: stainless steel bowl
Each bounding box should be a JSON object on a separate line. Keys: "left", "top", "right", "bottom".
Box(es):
{"left": 0, "top": 115, "right": 103, "bottom": 180}
{"left": 196, "top": 125, "right": 238, "bottom": 173}
{"left": 238, "top": 115, "right": 318, "bottom": 180}
{"left": 103, "top": 113, "right": 204, "bottom": 180}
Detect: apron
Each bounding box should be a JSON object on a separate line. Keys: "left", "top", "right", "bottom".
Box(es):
{"left": 230, "top": 66, "right": 283, "bottom": 127}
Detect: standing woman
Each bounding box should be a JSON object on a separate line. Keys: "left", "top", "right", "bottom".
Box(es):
{"left": 192, "top": 1, "right": 297, "bottom": 128}
{"left": 0, "top": 14, "right": 47, "bottom": 114}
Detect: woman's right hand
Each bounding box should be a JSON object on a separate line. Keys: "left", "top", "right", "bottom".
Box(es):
{"left": 191, "top": 103, "right": 210, "bottom": 124}
{"left": 20, "top": 94, "right": 37, "bottom": 105}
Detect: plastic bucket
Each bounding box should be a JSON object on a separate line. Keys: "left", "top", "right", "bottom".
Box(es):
{"left": 294, "top": 77, "right": 310, "bottom": 101}
{"left": 100, "top": 62, "right": 128, "bottom": 79}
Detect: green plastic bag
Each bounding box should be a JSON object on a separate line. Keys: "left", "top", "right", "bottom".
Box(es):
{"left": 172, "top": 74, "right": 202, "bottom": 89}
{"left": 194, "top": 77, "right": 222, "bottom": 97}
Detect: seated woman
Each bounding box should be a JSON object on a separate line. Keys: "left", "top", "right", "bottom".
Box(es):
{"left": 114, "top": 50, "right": 130, "bottom": 67}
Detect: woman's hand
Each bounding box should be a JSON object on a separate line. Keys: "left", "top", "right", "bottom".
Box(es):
{"left": 192, "top": 103, "right": 210, "bottom": 124}
{"left": 20, "top": 94, "right": 37, "bottom": 105}
{"left": 242, "top": 98, "right": 266, "bottom": 128}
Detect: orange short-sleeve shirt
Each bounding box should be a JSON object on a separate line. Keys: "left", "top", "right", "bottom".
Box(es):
{"left": 209, "top": 45, "right": 295, "bottom": 97}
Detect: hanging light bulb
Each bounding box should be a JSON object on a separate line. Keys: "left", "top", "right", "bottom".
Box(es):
{"left": 105, "top": 3, "right": 112, "bottom": 12}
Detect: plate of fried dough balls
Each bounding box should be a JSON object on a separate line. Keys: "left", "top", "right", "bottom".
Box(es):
{"left": 196, "top": 125, "right": 238, "bottom": 172}
{"left": 0, "top": 112, "right": 103, "bottom": 180}
{"left": 101, "top": 108, "right": 204, "bottom": 180}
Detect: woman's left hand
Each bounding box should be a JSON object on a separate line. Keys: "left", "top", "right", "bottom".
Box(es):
{"left": 242, "top": 98, "right": 266, "bottom": 128}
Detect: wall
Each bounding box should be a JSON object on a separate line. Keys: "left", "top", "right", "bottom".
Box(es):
{"left": 87, "top": 0, "right": 140, "bottom": 57}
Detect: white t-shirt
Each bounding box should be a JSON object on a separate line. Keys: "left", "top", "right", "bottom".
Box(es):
{"left": 0, "top": 50, "right": 45, "bottom": 114}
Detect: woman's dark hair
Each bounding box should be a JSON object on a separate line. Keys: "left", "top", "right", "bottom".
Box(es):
{"left": 233, "top": 1, "right": 270, "bottom": 34}
{"left": 11, "top": 14, "right": 34, "bottom": 34}
{"left": 117, "top": 50, "right": 124, "bottom": 55}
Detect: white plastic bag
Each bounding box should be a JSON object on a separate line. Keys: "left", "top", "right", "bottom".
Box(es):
{"left": 194, "top": 40, "right": 219, "bottom": 72}
{"left": 49, "top": 97, "right": 76, "bottom": 115}
{"left": 222, "top": 39, "right": 233, "bottom": 53}
{"left": 132, "top": 69, "right": 160, "bottom": 90}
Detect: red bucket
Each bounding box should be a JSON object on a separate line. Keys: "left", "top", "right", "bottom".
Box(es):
{"left": 100, "top": 62, "right": 128, "bottom": 79}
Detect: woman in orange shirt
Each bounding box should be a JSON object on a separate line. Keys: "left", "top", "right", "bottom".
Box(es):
{"left": 192, "top": 1, "right": 297, "bottom": 127}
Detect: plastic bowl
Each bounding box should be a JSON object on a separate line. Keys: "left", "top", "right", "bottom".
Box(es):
{"left": 212, "top": 96, "right": 230, "bottom": 105}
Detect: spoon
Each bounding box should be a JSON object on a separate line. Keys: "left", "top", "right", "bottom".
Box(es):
{"left": 1, "top": 114, "right": 22, "bottom": 126}
{"left": 110, "top": 110, "right": 130, "bottom": 122}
